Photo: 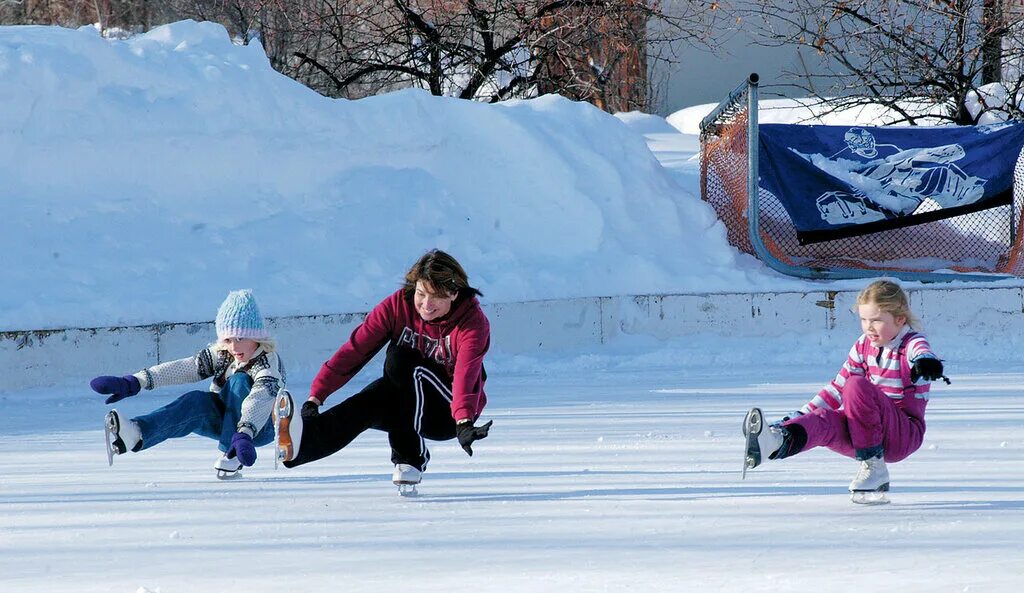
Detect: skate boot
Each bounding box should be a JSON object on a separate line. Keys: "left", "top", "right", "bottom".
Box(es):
{"left": 849, "top": 453, "right": 890, "bottom": 505}
{"left": 273, "top": 389, "right": 302, "bottom": 467}
{"left": 393, "top": 464, "right": 422, "bottom": 497}
{"left": 214, "top": 453, "right": 243, "bottom": 480}
{"left": 104, "top": 410, "right": 142, "bottom": 466}
{"left": 741, "top": 407, "right": 785, "bottom": 478}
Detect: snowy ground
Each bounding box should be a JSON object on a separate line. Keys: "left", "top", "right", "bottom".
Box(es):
{"left": 3, "top": 362, "right": 1022, "bottom": 593}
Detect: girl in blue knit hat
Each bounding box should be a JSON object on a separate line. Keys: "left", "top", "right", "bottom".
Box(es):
{"left": 90, "top": 289, "right": 287, "bottom": 479}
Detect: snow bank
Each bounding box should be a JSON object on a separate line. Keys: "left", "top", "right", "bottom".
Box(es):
{"left": 666, "top": 97, "right": 948, "bottom": 134}
{"left": 0, "top": 21, "right": 763, "bottom": 331}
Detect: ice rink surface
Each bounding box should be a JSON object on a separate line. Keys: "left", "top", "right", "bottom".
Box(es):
{"left": 2, "top": 365, "right": 1021, "bottom": 593}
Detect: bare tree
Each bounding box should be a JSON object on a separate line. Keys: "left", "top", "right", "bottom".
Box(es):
{"left": 270, "top": 1, "right": 721, "bottom": 111}
{"left": 535, "top": 0, "right": 656, "bottom": 112}
{"left": 2, "top": 1, "right": 722, "bottom": 113}
{"left": 1, "top": 0, "right": 94, "bottom": 25}
{"left": 982, "top": 0, "right": 1006, "bottom": 84}
{"left": 168, "top": 1, "right": 297, "bottom": 73}
{"left": 169, "top": 0, "right": 282, "bottom": 43}
{"left": 731, "top": 0, "right": 1024, "bottom": 125}
{"left": 1, "top": 0, "right": 166, "bottom": 32}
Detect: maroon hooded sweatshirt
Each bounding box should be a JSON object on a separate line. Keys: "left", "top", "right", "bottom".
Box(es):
{"left": 309, "top": 289, "right": 489, "bottom": 422}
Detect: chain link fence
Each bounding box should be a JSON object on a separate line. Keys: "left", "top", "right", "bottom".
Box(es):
{"left": 700, "top": 90, "right": 1024, "bottom": 277}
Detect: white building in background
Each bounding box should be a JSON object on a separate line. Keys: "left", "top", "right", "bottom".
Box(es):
{"left": 652, "top": 31, "right": 821, "bottom": 115}
{"left": 655, "top": 2, "right": 1024, "bottom": 117}
{"left": 1004, "top": 2, "right": 1024, "bottom": 82}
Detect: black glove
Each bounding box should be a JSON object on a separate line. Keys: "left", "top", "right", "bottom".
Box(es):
{"left": 911, "top": 357, "right": 948, "bottom": 383}
{"left": 301, "top": 400, "right": 320, "bottom": 420}
{"left": 456, "top": 419, "right": 493, "bottom": 456}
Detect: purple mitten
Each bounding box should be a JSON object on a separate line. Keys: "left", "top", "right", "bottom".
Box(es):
{"left": 226, "top": 432, "right": 257, "bottom": 467}
{"left": 90, "top": 375, "right": 141, "bottom": 404}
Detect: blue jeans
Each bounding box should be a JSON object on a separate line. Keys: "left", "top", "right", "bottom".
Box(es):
{"left": 133, "top": 373, "right": 275, "bottom": 452}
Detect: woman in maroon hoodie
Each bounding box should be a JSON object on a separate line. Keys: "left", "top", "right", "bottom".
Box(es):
{"left": 274, "top": 249, "right": 492, "bottom": 492}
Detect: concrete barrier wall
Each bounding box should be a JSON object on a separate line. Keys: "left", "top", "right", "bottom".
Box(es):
{"left": 3, "top": 287, "right": 1022, "bottom": 392}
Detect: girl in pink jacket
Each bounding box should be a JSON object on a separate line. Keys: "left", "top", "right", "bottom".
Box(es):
{"left": 742, "top": 280, "right": 947, "bottom": 503}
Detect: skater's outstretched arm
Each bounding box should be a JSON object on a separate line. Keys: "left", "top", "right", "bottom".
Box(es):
{"left": 450, "top": 319, "right": 489, "bottom": 423}
{"left": 91, "top": 346, "right": 234, "bottom": 403}
{"left": 309, "top": 294, "right": 395, "bottom": 405}
{"left": 905, "top": 336, "right": 947, "bottom": 384}
{"left": 800, "top": 340, "right": 867, "bottom": 415}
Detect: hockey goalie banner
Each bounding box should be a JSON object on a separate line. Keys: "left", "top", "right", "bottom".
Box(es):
{"left": 758, "top": 122, "right": 1024, "bottom": 245}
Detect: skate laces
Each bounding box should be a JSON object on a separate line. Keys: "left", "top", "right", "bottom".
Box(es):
{"left": 854, "top": 460, "right": 872, "bottom": 482}
{"left": 854, "top": 456, "right": 882, "bottom": 481}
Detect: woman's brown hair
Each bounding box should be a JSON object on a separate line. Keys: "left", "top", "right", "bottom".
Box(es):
{"left": 403, "top": 249, "right": 482, "bottom": 299}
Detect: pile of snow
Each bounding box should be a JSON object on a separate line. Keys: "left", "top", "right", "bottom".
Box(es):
{"left": 965, "top": 82, "right": 1024, "bottom": 125}
{"left": 0, "top": 20, "right": 777, "bottom": 332}
{"left": 666, "top": 97, "right": 948, "bottom": 135}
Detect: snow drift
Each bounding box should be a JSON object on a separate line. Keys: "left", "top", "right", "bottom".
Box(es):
{"left": 0, "top": 21, "right": 757, "bottom": 331}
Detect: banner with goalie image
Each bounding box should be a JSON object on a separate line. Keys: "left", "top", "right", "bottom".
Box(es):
{"left": 757, "top": 122, "right": 1024, "bottom": 245}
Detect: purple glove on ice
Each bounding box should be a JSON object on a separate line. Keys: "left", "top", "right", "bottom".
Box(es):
{"left": 226, "top": 432, "right": 257, "bottom": 467}
{"left": 90, "top": 375, "right": 142, "bottom": 404}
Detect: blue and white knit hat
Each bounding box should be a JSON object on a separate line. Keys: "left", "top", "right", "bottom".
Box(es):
{"left": 215, "top": 289, "right": 269, "bottom": 341}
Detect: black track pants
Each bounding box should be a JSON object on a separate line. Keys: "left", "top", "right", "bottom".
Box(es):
{"left": 286, "top": 343, "right": 457, "bottom": 471}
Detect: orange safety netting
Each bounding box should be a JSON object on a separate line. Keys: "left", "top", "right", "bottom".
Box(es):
{"left": 700, "top": 109, "right": 1024, "bottom": 277}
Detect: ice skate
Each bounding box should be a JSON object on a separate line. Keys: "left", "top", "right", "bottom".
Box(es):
{"left": 849, "top": 454, "right": 890, "bottom": 505}
{"left": 741, "top": 407, "right": 784, "bottom": 478}
{"left": 273, "top": 389, "right": 302, "bottom": 467}
{"left": 214, "top": 454, "right": 243, "bottom": 480}
{"left": 850, "top": 489, "right": 890, "bottom": 505}
{"left": 393, "top": 464, "right": 422, "bottom": 497}
{"left": 104, "top": 410, "right": 141, "bottom": 466}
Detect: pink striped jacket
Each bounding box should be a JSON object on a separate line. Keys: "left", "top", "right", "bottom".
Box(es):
{"left": 801, "top": 327, "right": 937, "bottom": 422}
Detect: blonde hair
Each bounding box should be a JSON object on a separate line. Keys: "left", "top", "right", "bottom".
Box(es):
{"left": 853, "top": 279, "right": 921, "bottom": 329}
{"left": 212, "top": 337, "right": 277, "bottom": 354}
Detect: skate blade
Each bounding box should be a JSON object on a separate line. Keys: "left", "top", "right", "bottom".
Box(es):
{"left": 103, "top": 415, "right": 115, "bottom": 467}
{"left": 850, "top": 483, "right": 890, "bottom": 505}
{"left": 741, "top": 454, "right": 757, "bottom": 479}
{"left": 850, "top": 491, "right": 890, "bottom": 505}
{"left": 740, "top": 408, "right": 764, "bottom": 478}
{"left": 104, "top": 411, "right": 126, "bottom": 465}
{"left": 216, "top": 470, "right": 243, "bottom": 480}
{"left": 274, "top": 390, "right": 294, "bottom": 466}
{"left": 397, "top": 484, "right": 419, "bottom": 497}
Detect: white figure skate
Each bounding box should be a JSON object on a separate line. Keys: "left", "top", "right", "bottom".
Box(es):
{"left": 104, "top": 410, "right": 141, "bottom": 466}
{"left": 214, "top": 453, "right": 243, "bottom": 480}
{"left": 393, "top": 464, "right": 422, "bottom": 497}
{"left": 850, "top": 455, "right": 891, "bottom": 505}
{"left": 741, "top": 407, "right": 784, "bottom": 479}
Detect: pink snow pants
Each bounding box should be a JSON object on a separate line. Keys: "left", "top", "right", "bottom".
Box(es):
{"left": 786, "top": 375, "right": 926, "bottom": 463}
